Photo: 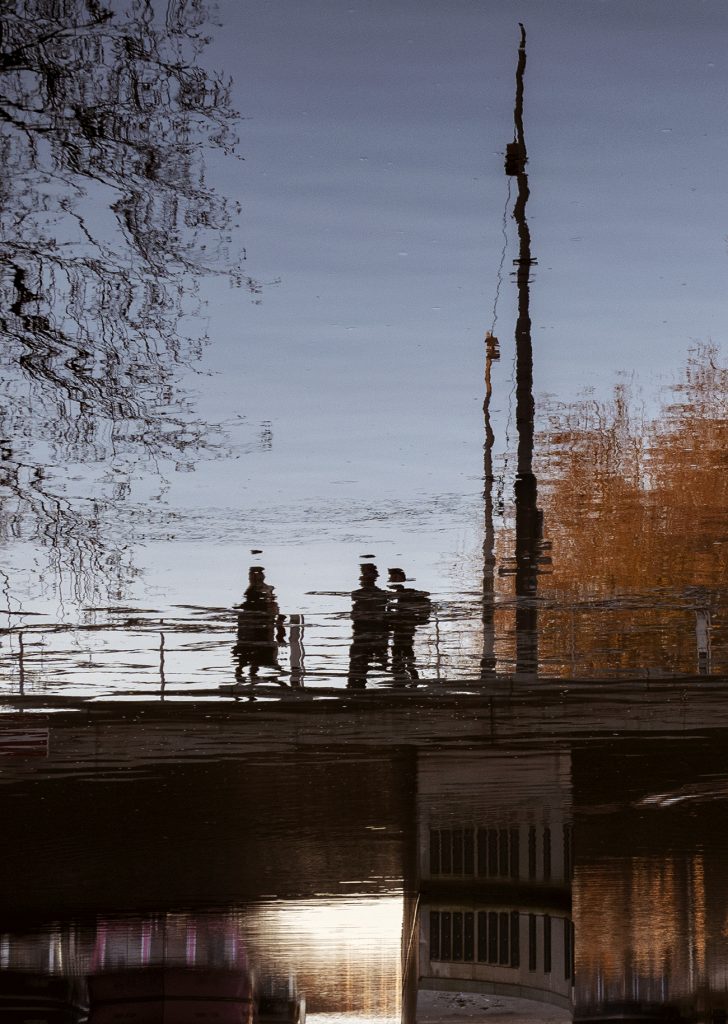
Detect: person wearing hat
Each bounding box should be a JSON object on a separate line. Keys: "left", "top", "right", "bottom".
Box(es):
{"left": 233, "top": 567, "right": 285, "bottom": 682}
{"left": 347, "top": 564, "right": 389, "bottom": 689}
{"left": 387, "top": 567, "right": 431, "bottom": 687}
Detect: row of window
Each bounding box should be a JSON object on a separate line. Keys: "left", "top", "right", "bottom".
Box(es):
{"left": 430, "top": 910, "right": 574, "bottom": 981}
{"left": 429, "top": 824, "right": 573, "bottom": 881}
{"left": 430, "top": 910, "right": 520, "bottom": 967}
{"left": 430, "top": 828, "right": 519, "bottom": 879}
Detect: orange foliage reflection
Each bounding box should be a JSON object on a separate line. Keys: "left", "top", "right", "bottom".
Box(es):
{"left": 530, "top": 344, "right": 727, "bottom": 677}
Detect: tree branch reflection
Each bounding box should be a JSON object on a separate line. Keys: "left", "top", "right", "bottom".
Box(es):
{"left": 0, "top": 0, "right": 257, "bottom": 605}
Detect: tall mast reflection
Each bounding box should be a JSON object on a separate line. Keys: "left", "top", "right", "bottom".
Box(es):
{"left": 481, "top": 330, "right": 499, "bottom": 681}
{"left": 508, "top": 24, "right": 540, "bottom": 680}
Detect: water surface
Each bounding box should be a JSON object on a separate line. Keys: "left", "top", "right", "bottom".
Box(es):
{"left": 1, "top": 0, "right": 726, "bottom": 698}
{"left": 1, "top": 2, "right": 727, "bottom": 1021}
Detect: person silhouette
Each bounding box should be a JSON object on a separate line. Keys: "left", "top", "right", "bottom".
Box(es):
{"left": 347, "top": 564, "right": 389, "bottom": 689}
{"left": 233, "top": 567, "right": 285, "bottom": 683}
{"left": 387, "top": 567, "right": 431, "bottom": 686}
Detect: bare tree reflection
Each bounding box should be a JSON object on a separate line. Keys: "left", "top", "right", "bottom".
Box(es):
{"left": 0, "top": 0, "right": 257, "bottom": 604}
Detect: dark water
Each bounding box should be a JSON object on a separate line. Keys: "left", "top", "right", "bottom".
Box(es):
{"left": 1, "top": 0, "right": 727, "bottom": 1021}
{"left": 3, "top": 724, "right": 728, "bottom": 1022}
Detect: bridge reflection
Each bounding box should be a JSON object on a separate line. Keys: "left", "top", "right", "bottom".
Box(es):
{"left": 2, "top": 737, "right": 728, "bottom": 1022}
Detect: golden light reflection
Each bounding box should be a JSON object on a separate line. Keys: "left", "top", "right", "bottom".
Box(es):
{"left": 245, "top": 896, "right": 404, "bottom": 1019}
{"left": 574, "top": 854, "right": 711, "bottom": 1001}
{"left": 691, "top": 854, "right": 707, "bottom": 983}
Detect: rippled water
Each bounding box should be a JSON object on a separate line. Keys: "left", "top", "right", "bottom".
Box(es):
{"left": 3, "top": 735, "right": 728, "bottom": 1021}
{"left": 1, "top": 1, "right": 727, "bottom": 1021}
{"left": 1, "top": 0, "right": 726, "bottom": 699}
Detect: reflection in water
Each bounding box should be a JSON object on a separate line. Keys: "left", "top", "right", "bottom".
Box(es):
{"left": 481, "top": 23, "right": 541, "bottom": 685}
{"left": 289, "top": 614, "right": 306, "bottom": 688}
{"left": 576, "top": 857, "right": 706, "bottom": 1018}
{"left": 481, "top": 330, "right": 500, "bottom": 682}
{"left": 534, "top": 344, "right": 728, "bottom": 678}
{"left": 0, "top": 912, "right": 282, "bottom": 1023}
{"left": 348, "top": 565, "right": 431, "bottom": 689}
{"left": 472, "top": 28, "right": 725, "bottom": 682}
{"left": 0, "top": 902, "right": 404, "bottom": 1022}
{"left": 348, "top": 564, "right": 390, "bottom": 689}
{"left": 0, "top": 334, "right": 724, "bottom": 699}
{"left": 404, "top": 750, "right": 573, "bottom": 1024}
{"left": 3, "top": 731, "right": 728, "bottom": 1022}
{"left": 388, "top": 569, "right": 432, "bottom": 688}
{"left": 3, "top": 10, "right": 728, "bottom": 1024}
{"left": 478, "top": 345, "right": 727, "bottom": 680}
{"left": 571, "top": 740, "right": 728, "bottom": 1023}
{"left": 0, "top": 0, "right": 257, "bottom": 608}
{"left": 233, "top": 567, "right": 285, "bottom": 684}
{"left": 0, "top": 10, "right": 725, "bottom": 692}
{"left": 508, "top": 24, "right": 541, "bottom": 682}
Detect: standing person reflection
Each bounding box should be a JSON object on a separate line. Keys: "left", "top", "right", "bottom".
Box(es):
{"left": 233, "top": 567, "right": 285, "bottom": 683}
{"left": 387, "top": 568, "right": 431, "bottom": 687}
{"left": 347, "top": 564, "right": 389, "bottom": 689}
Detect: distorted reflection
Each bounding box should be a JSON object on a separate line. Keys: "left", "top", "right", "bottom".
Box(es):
{"left": 0, "top": 912, "right": 284, "bottom": 1023}
{"left": 348, "top": 564, "right": 431, "bottom": 689}
{"left": 0, "top": 9, "right": 724, "bottom": 693}
{"left": 482, "top": 342, "right": 727, "bottom": 679}
{"left": 474, "top": 26, "right": 725, "bottom": 682}
{"left": 233, "top": 567, "right": 286, "bottom": 684}
{"left": 288, "top": 614, "right": 306, "bottom": 688}
{"left": 0, "top": 900, "right": 404, "bottom": 1022}
{"left": 3, "top": 6, "right": 728, "bottom": 1024}
{"left": 532, "top": 344, "right": 728, "bottom": 678}
{"left": 3, "top": 734, "right": 728, "bottom": 1022}
{"left": 388, "top": 569, "right": 432, "bottom": 687}
{"left": 0, "top": 0, "right": 257, "bottom": 609}
{"left": 403, "top": 749, "right": 573, "bottom": 1024}
{"left": 508, "top": 24, "right": 541, "bottom": 683}
{"left": 348, "top": 564, "right": 390, "bottom": 689}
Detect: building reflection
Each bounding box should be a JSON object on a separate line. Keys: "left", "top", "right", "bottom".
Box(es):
{"left": 404, "top": 749, "right": 573, "bottom": 1024}
{"left": 4, "top": 738, "right": 728, "bottom": 1022}
{"left": 403, "top": 742, "right": 728, "bottom": 1024}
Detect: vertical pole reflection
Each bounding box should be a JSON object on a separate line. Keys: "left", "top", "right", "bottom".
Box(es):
{"left": 507, "top": 25, "right": 540, "bottom": 680}
{"left": 159, "top": 629, "right": 166, "bottom": 701}
{"left": 17, "top": 630, "right": 26, "bottom": 697}
{"left": 481, "top": 333, "right": 499, "bottom": 680}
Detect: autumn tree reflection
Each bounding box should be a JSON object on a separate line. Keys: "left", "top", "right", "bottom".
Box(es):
{"left": 0, "top": 0, "right": 255, "bottom": 603}
{"left": 533, "top": 345, "right": 727, "bottom": 677}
